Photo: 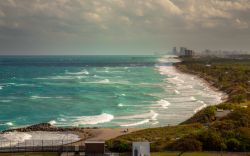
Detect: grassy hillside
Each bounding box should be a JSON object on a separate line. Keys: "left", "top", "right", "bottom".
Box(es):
{"left": 107, "top": 56, "right": 250, "bottom": 152}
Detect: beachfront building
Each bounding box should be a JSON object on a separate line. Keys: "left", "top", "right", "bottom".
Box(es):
{"left": 133, "top": 142, "right": 150, "bottom": 156}
{"left": 175, "top": 47, "right": 195, "bottom": 57}
{"left": 172, "top": 47, "right": 178, "bottom": 55}
{"left": 85, "top": 140, "right": 105, "bottom": 156}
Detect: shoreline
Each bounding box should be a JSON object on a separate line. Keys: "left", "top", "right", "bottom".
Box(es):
{"left": 0, "top": 123, "right": 143, "bottom": 145}
{"left": 173, "top": 59, "right": 229, "bottom": 103}
{"left": 0, "top": 56, "right": 229, "bottom": 143}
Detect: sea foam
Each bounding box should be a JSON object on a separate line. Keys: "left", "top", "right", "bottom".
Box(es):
{"left": 0, "top": 131, "right": 80, "bottom": 147}
{"left": 118, "top": 110, "right": 158, "bottom": 127}
{"left": 66, "top": 70, "right": 89, "bottom": 75}
{"left": 70, "top": 113, "right": 114, "bottom": 126}
{"left": 120, "top": 119, "right": 150, "bottom": 127}
{"left": 157, "top": 99, "right": 170, "bottom": 109}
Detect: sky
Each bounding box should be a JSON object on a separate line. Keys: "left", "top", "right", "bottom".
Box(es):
{"left": 0, "top": 0, "right": 250, "bottom": 55}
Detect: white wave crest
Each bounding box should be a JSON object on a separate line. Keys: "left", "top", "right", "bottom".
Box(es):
{"left": 35, "top": 75, "right": 85, "bottom": 80}
{"left": 151, "top": 112, "right": 159, "bottom": 121}
{"left": 118, "top": 110, "right": 158, "bottom": 127}
{"left": 120, "top": 119, "right": 150, "bottom": 127}
{"left": 66, "top": 70, "right": 89, "bottom": 75}
{"left": 194, "top": 103, "right": 207, "bottom": 113}
{"left": 31, "top": 96, "right": 51, "bottom": 99}
{"left": 71, "top": 113, "right": 114, "bottom": 126}
{"left": 4, "top": 122, "right": 14, "bottom": 126}
{"left": 190, "top": 96, "right": 197, "bottom": 101}
{"left": 49, "top": 120, "right": 57, "bottom": 125}
{"left": 157, "top": 99, "right": 170, "bottom": 109}
{"left": 117, "top": 110, "right": 157, "bottom": 120}
{"left": 118, "top": 103, "right": 124, "bottom": 107}
{"left": 98, "top": 79, "right": 110, "bottom": 83}
{"left": 174, "top": 90, "right": 180, "bottom": 94}
{"left": 30, "top": 96, "right": 64, "bottom": 100}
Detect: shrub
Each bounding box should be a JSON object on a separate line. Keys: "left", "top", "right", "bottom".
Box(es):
{"left": 199, "top": 130, "right": 226, "bottom": 151}
{"left": 106, "top": 140, "right": 131, "bottom": 152}
{"left": 226, "top": 138, "right": 240, "bottom": 151}
{"left": 171, "top": 135, "right": 202, "bottom": 151}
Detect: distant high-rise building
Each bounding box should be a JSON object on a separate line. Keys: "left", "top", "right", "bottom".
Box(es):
{"left": 180, "top": 47, "right": 186, "bottom": 56}
{"left": 172, "top": 47, "right": 178, "bottom": 55}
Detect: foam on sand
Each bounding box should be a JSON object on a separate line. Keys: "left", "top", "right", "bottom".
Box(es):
{"left": 0, "top": 131, "right": 81, "bottom": 147}
{"left": 0, "top": 132, "right": 32, "bottom": 147}
{"left": 194, "top": 102, "right": 207, "bottom": 113}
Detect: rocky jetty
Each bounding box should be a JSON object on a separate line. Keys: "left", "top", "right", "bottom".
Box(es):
{"left": 2, "top": 123, "right": 91, "bottom": 133}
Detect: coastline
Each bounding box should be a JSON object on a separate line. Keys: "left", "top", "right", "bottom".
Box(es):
{"left": 173, "top": 60, "right": 228, "bottom": 103}
{"left": 0, "top": 123, "right": 142, "bottom": 145}
{"left": 0, "top": 55, "right": 230, "bottom": 145}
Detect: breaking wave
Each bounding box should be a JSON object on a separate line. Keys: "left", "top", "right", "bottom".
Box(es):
{"left": 66, "top": 70, "right": 89, "bottom": 75}
{"left": 156, "top": 99, "right": 171, "bottom": 109}
{"left": 54, "top": 113, "right": 114, "bottom": 127}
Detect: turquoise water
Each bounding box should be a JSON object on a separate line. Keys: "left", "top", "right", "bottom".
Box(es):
{"left": 0, "top": 55, "right": 223, "bottom": 130}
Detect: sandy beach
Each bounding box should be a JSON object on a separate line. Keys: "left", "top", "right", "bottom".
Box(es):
{"left": 71, "top": 128, "right": 142, "bottom": 146}
{"left": 0, "top": 123, "right": 143, "bottom": 147}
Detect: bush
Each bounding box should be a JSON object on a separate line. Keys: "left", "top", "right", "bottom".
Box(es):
{"left": 226, "top": 108, "right": 250, "bottom": 127}
{"left": 171, "top": 135, "right": 202, "bottom": 151}
{"left": 106, "top": 140, "right": 131, "bottom": 152}
{"left": 226, "top": 138, "right": 240, "bottom": 151}
{"left": 199, "top": 130, "right": 226, "bottom": 151}
{"left": 211, "top": 120, "right": 236, "bottom": 131}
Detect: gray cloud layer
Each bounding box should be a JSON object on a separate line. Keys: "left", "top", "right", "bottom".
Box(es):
{"left": 0, "top": 0, "right": 249, "bottom": 54}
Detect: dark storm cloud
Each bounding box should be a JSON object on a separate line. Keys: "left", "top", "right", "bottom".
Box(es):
{"left": 0, "top": 0, "right": 249, "bottom": 54}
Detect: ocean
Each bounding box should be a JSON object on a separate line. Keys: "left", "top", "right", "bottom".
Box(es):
{"left": 0, "top": 55, "right": 224, "bottom": 131}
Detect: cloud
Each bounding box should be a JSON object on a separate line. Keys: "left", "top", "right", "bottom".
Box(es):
{"left": 234, "top": 18, "right": 249, "bottom": 29}
{"left": 156, "top": 0, "right": 182, "bottom": 15}
{"left": 0, "top": 0, "right": 249, "bottom": 54}
{"left": 84, "top": 12, "right": 102, "bottom": 23}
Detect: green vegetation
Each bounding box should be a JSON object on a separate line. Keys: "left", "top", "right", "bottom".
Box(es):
{"left": 175, "top": 57, "right": 250, "bottom": 103}
{"left": 107, "top": 123, "right": 203, "bottom": 152}
{"left": 107, "top": 56, "right": 250, "bottom": 152}
{"left": 151, "top": 152, "right": 250, "bottom": 156}
{"left": 0, "top": 153, "right": 58, "bottom": 156}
